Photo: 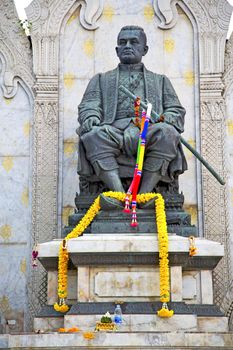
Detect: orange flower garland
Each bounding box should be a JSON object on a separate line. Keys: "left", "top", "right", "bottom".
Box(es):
{"left": 54, "top": 191, "right": 173, "bottom": 317}
{"left": 82, "top": 331, "right": 96, "bottom": 340}
{"left": 189, "top": 236, "right": 197, "bottom": 256}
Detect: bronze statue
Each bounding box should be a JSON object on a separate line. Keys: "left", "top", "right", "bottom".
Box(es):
{"left": 77, "top": 25, "right": 187, "bottom": 194}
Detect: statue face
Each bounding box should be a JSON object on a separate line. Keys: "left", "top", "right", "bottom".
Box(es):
{"left": 116, "top": 29, "right": 148, "bottom": 64}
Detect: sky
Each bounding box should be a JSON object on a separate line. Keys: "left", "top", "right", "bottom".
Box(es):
{"left": 14, "top": 0, "right": 233, "bottom": 39}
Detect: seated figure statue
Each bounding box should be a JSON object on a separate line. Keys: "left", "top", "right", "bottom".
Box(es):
{"left": 77, "top": 25, "right": 187, "bottom": 195}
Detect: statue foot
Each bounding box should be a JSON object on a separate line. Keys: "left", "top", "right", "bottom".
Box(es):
{"left": 100, "top": 194, "right": 124, "bottom": 211}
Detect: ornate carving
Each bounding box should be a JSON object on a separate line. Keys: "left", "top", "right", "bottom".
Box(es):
{"left": 153, "top": 0, "right": 179, "bottom": 29}
{"left": 0, "top": 0, "right": 34, "bottom": 97}
{"left": 200, "top": 75, "right": 225, "bottom": 94}
{"left": 213, "top": 0, "right": 232, "bottom": 31}
{"left": 200, "top": 73, "right": 231, "bottom": 312}
{"left": 182, "top": 0, "right": 232, "bottom": 73}
{"left": 153, "top": 0, "right": 231, "bottom": 34}
{"left": 200, "top": 100, "right": 225, "bottom": 121}
{"left": 222, "top": 32, "right": 233, "bottom": 329}
{"left": 26, "top": 77, "right": 59, "bottom": 329}
{"left": 32, "top": 97, "right": 59, "bottom": 242}
{"left": 25, "top": 0, "right": 50, "bottom": 32}
{"left": 154, "top": 0, "right": 232, "bottom": 33}
{"left": 224, "top": 34, "right": 233, "bottom": 91}
{"left": 27, "top": 0, "right": 103, "bottom": 75}
{"left": 79, "top": 0, "right": 104, "bottom": 30}
{"left": 26, "top": 0, "right": 103, "bottom": 34}
{"left": 183, "top": 0, "right": 232, "bottom": 34}
{"left": 198, "top": 12, "right": 232, "bottom": 317}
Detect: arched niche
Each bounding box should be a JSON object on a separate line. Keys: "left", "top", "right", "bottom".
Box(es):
{"left": 59, "top": 0, "right": 202, "bottom": 233}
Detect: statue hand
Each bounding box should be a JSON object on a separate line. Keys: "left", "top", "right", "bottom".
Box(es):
{"left": 81, "top": 117, "right": 100, "bottom": 134}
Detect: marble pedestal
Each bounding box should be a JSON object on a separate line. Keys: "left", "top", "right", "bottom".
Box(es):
{"left": 35, "top": 233, "right": 229, "bottom": 334}
{"left": 38, "top": 234, "right": 224, "bottom": 305}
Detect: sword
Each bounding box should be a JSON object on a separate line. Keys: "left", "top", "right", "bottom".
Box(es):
{"left": 119, "top": 84, "right": 225, "bottom": 186}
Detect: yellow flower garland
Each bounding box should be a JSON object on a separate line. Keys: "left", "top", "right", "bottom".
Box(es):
{"left": 54, "top": 191, "right": 173, "bottom": 317}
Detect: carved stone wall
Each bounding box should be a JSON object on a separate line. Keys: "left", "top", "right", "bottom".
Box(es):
{"left": 24, "top": 0, "right": 233, "bottom": 330}
{"left": 0, "top": 0, "right": 34, "bottom": 332}
{"left": 0, "top": 0, "right": 231, "bottom": 332}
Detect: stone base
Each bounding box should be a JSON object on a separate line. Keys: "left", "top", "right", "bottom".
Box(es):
{"left": 65, "top": 314, "right": 198, "bottom": 332}
{"left": 64, "top": 209, "right": 197, "bottom": 237}
{"left": 34, "top": 317, "right": 64, "bottom": 333}
{"left": 1, "top": 332, "right": 233, "bottom": 349}
{"left": 64, "top": 314, "right": 229, "bottom": 332}
{"left": 34, "top": 303, "right": 229, "bottom": 333}
{"left": 38, "top": 235, "right": 223, "bottom": 305}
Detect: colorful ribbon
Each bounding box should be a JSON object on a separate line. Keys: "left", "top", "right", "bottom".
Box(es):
{"left": 123, "top": 100, "right": 152, "bottom": 226}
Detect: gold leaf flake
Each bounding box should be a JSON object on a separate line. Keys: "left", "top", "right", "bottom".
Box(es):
{"left": 62, "top": 206, "right": 74, "bottom": 226}
{"left": 64, "top": 142, "right": 76, "bottom": 157}
{"left": 67, "top": 8, "right": 79, "bottom": 25}
{"left": 23, "top": 121, "right": 30, "bottom": 136}
{"left": 21, "top": 187, "right": 29, "bottom": 207}
{"left": 227, "top": 120, "right": 233, "bottom": 136}
{"left": 185, "top": 138, "right": 196, "bottom": 159}
{"left": 2, "top": 156, "right": 14, "bottom": 172}
{"left": 164, "top": 39, "right": 175, "bottom": 53}
{"left": 20, "top": 258, "right": 27, "bottom": 274}
{"left": 144, "top": 5, "right": 154, "bottom": 21}
{"left": 83, "top": 39, "right": 94, "bottom": 57}
{"left": 64, "top": 73, "right": 75, "bottom": 89}
{"left": 0, "top": 225, "right": 12, "bottom": 241}
{"left": 3, "top": 97, "right": 13, "bottom": 105}
{"left": 103, "top": 5, "right": 114, "bottom": 21}
{"left": 184, "top": 71, "right": 195, "bottom": 86}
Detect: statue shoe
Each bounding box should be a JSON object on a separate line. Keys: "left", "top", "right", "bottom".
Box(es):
{"left": 99, "top": 194, "right": 124, "bottom": 210}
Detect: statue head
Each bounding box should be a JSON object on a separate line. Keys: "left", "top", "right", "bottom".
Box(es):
{"left": 116, "top": 26, "right": 148, "bottom": 64}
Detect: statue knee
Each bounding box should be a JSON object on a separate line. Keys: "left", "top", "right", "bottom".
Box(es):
{"left": 160, "top": 123, "right": 180, "bottom": 141}
{"left": 80, "top": 126, "right": 99, "bottom": 141}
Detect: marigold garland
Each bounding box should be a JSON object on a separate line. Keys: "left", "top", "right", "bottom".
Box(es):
{"left": 82, "top": 331, "right": 95, "bottom": 340}
{"left": 189, "top": 236, "right": 197, "bottom": 256}
{"left": 54, "top": 191, "right": 173, "bottom": 317}
{"left": 58, "top": 327, "right": 80, "bottom": 333}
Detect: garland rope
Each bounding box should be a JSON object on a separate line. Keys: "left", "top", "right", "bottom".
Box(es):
{"left": 54, "top": 192, "right": 173, "bottom": 317}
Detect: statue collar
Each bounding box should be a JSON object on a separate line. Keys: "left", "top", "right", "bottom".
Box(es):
{"left": 118, "top": 63, "right": 144, "bottom": 72}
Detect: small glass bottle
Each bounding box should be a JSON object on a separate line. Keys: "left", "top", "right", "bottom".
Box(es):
{"left": 114, "top": 304, "right": 122, "bottom": 324}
